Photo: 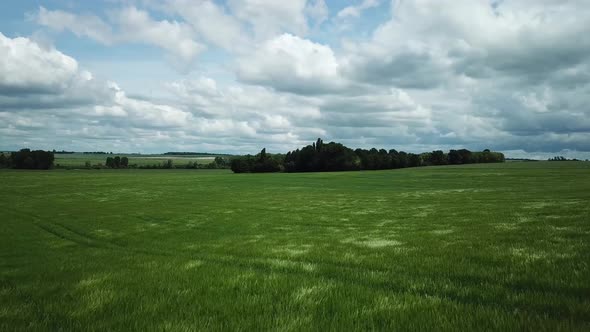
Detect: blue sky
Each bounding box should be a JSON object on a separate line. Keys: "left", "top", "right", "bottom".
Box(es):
{"left": 1, "top": 0, "right": 589, "bottom": 159}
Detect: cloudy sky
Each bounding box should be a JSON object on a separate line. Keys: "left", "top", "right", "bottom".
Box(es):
{"left": 1, "top": 0, "right": 589, "bottom": 158}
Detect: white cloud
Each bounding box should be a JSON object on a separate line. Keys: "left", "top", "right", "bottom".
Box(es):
{"left": 337, "top": 0, "right": 380, "bottom": 19}
{"left": 35, "top": 6, "right": 204, "bottom": 69}
{"left": 0, "top": 33, "right": 193, "bottom": 132}
{"left": 351, "top": 0, "right": 590, "bottom": 86}
{"left": 164, "top": 0, "right": 247, "bottom": 52}
{"left": 36, "top": 7, "right": 113, "bottom": 44}
{"left": 228, "top": 0, "right": 309, "bottom": 39}
{"left": 0, "top": 32, "right": 79, "bottom": 94}
{"left": 306, "top": 0, "right": 329, "bottom": 27}
{"left": 237, "top": 33, "right": 346, "bottom": 94}
{"left": 3, "top": 1, "right": 590, "bottom": 156}
{"left": 113, "top": 7, "right": 203, "bottom": 67}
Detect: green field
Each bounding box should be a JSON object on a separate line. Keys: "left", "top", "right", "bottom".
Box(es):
{"left": 1, "top": 162, "right": 589, "bottom": 330}
{"left": 52, "top": 153, "right": 221, "bottom": 167}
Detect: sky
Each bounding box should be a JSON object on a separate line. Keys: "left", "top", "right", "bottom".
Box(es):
{"left": 1, "top": 0, "right": 589, "bottom": 159}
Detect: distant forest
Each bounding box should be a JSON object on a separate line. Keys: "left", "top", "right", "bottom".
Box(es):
{"left": 164, "top": 152, "right": 231, "bottom": 156}
{"left": 230, "top": 139, "right": 505, "bottom": 173}
{"left": 0, "top": 149, "right": 54, "bottom": 170}
{"left": 1, "top": 140, "right": 506, "bottom": 172}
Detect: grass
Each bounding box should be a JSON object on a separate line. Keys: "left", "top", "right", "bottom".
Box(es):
{"left": 53, "top": 153, "right": 220, "bottom": 167}
{"left": 1, "top": 162, "right": 589, "bottom": 331}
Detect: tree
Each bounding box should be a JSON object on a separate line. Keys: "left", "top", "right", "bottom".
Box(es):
{"left": 105, "top": 157, "right": 114, "bottom": 168}
{"left": 388, "top": 149, "right": 400, "bottom": 168}
{"left": 230, "top": 155, "right": 255, "bottom": 173}
{"left": 458, "top": 149, "right": 473, "bottom": 164}
{"left": 121, "top": 157, "right": 129, "bottom": 168}
{"left": 259, "top": 148, "right": 267, "bottom": 162}
{"left": 408, "top": 153, "right": 422, "bottom": 167}
{"left": 448, "top": 150, "right": 462, "bottom": 164}
{"left": 429, "top": 150, "right": 447, "bottom": 165}
{"left": 398, "top": 151, "right": 408, "bottom": 168}
{"left": 214, "top": 156, "right": 227, "bottom": 168}
{"left": 23, "top": 156, "right": 35, "bottom": 169}
{"left": 230, "top": 138, "right": 504, "bottom": 173}
{"left": 319, "top": 142, "right": 359, "bottom": 171}
{"left": 316, "top": 138, "right": 323, "bottom": 153}
{"left": 253, "top": 148, "right": 281, "bottom": 172}
{"left": 0, "top": 154, "right": 7, "bottom": 168}
{"left": 9, "top": 149, "right": 54, "bottom": 169}
{"left": 296, "top": 145, "right": 318, "bottom": 172}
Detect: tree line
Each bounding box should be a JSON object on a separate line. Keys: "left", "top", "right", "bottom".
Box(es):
{"left": 547, "top": 156, "right": 585, "bottom": 161}
{"left": 105, "top": 156, "right": 129, "bottom": 168}
{"left": 101, "top": 156, "right": 229, "bottom": 169}
{"left": 0, "top": 149, "right": 55, "bottom": 169}
{"left": 164, "top": 152, "right": 230, "bottom": 156}
{"left": 230, "top": 139, "right": 505, "bottom": 173}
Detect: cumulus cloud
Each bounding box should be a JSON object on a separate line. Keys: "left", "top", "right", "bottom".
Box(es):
{"left": 0, "top": 32, "right": 79, "bottom": 95}
{"left": 228, "top": 0, "right": 310, "bottom": 39}
{"left": 35, "top": 7, "right": 114, "bottom": 44}
{"left": 343, "top": 0, "right": 590, "bottom": 87}
{"left": 0, "top": 32, "right": 115, "bottom": 110}
{"left": 0, "top": 33, "right": 322, "bottom": 153}
{"left": 2, "top": 1, "right": 590, "bottom": 157}
{"left": 35, "top": 6, "right": 204, "bottom": 69}
{"left": 0, "top": 33, "right": 198, "bottom": 150}
{"left": 163, "top": 0, "right": 247, "bottom": 52}
{"left": 236, "top": 34, "right": 347, "bottom": 94}
{"left": 306, "top": 0, "right": 329, "bottom": 27}
{"left": 337, "top": 0, "right": 381, "bottom": 19}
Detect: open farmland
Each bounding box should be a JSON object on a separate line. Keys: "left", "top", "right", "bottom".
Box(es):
{"left": 1, "top": 162, "right": 589, "bottom": 330}
{"left": 53, "top": 153, "right": 221, "bottom": 168}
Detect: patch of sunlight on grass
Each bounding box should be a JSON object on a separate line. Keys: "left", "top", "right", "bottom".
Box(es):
{"left": 74, "top": 288, "right": 116, "bottom": 316}
{"left": 511, "top": 248, "right": 547, "bottom": 262}
{"left": 77, "top": 274, "right": 111, "bottom": 289}
{"left": 184, "top": 260, "right": 204, "bottom": 270}
{"left": 272, "top": 247, "right": 309, "bottom": 257}
{"left": 93, "top": 229, "right": 113, "bottom": 238}
{"left": 293, "top": 282, "right": 334, "bottom": 302}
{"left": 522, "top": 201, "right": 558, "bottom": 209}
{"left": 267, "top": 258, "right": 316, "bottom": 272}
{"left": 431, "top": 229, "right": 454, "bottom": 235}
{"left": 343, "top": 237, "right": 402, "bottom": 248}
{"left": 495, "top": 223, "right": 519, "bottom": 231}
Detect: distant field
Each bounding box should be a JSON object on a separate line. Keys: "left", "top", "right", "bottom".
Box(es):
{"left": 1, "top": 162, "right": 589, "bottom": 330}
{"left": 53, "top": 153, "right": 221, "bottom": 167}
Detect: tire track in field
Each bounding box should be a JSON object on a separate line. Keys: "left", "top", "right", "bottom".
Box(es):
{"left": 11, "top": 209, "right": 590, "bottom": 322}
{"left": 16, "top": 205, "right": 394, "bottom": 282}
{"left": 7, "top": 208, "right": 170, "bottom": 257}
{"left": 34, "top": 222, "right": 103, "bottom": 249}
{"left": 39, "top": 221, "right": 170, "bottom": 257}
{"left": 10, "top": 207, "right": 570, "bottom": 290}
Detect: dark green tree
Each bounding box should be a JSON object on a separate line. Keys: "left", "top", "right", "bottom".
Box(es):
{"left": 0, "top": 154, "right": 7, "bottom": 168}
{"left": 214, "top": 156, "right": 227, "bottom": 168}
{"left": 114, "top": 156, "right": 121, "bottom": 168}
{"left": 408, "top": 153, "right": 422, "bottom": 167}
{"left": 10, "top": 149, "right": 54, "bottom": 169}
{"left": 458, "top": 149, "right": 473, "bottom": 164}
{"left": 429, "top": 150, "right": 448, "bottom": 165}
{"left": 448, "top": 150, "right": 462, "bottom": 164}
{"left": 316, "top": 138, "right": 323, "bottom": 153}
